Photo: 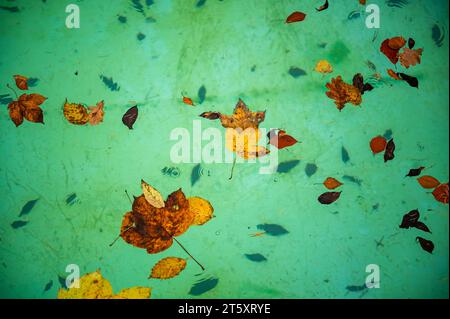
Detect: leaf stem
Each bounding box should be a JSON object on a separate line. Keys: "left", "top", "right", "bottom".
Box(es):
{"left": 6, "top": 84, "right": 18, "bottom": 99}
{"left": 173, "top": 237, "right": 205, "bottom": 271}
{"left": 109, "top": 225, "right": 133, "bottom": 247}
{"left": 125, "top": 190, "right": 133, "bottom": 204}
{"left": 229, "top": 155, "right": 236, "bottom": 180}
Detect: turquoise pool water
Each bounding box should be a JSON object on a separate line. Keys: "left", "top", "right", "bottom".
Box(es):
{"left": 0, "top": 0, "right": 448, "bottom": 299}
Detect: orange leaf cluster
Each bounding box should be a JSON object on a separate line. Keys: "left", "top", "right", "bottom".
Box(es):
{"left": 325, "top": 76, "right": 362, "bottom": 111}
{"left": 7, "top": 75, "right": 47, "bottom": 127}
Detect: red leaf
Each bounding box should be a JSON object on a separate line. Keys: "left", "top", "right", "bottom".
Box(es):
{"left": 286, "top": 11, "right": 306, "bottom": 23}
{"left": 370, "top": 136, "right": 387, "bottom": 154}
{"left": 268, "top": 129, "right": 298, "bottom": 150}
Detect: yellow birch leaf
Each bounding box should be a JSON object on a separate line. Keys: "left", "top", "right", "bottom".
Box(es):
{"left": 141, "top": 179, "right": 165, "bottom": 208}
{"left": 188, "top": 197, "right": 214, "bottom": 225}
{"left": 149, "top": 257, "right": 187, "bottom": 280}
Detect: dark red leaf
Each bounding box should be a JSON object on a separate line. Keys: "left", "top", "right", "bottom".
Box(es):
{"left": 398, "top": 73, "right": 419, "bottom": 88}
{"left": 399, "top": 209, "right": 420, "bottom": 229}
{"left": 406, "top": 166, "right": 425, "bottom": 177}
{"left": 408, "top": 38, "right": 416, "bottom": 49}
{"left": 384, "top": 139, "right": 395, "bottom": 162}
{"left": 122, "top": 105, "right": 138, "bottom": 129}
{"left": 413, "top": 221, "right": 431, "bottom": 233}
{"left": 416, "top": 237, "right": 434, "bottom": 254}
{"left": 318, "top": 192, "right": 341, "bottom": 205}
{"left": 199, "top": 112, "right": 221, "bottom": 120}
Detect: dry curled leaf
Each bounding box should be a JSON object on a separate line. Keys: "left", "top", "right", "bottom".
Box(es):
{"left": 323, "top": 177, "right": 343, "bottom": 190}
{"left": 417, "top": 175, "right": 441, "bottom": 189}
{"left": 399, "top": 48, "right": 423, "bottom": 69}
{"left": 188, "top": 197, "right": 214, "bottom": 225}
{"left": 149, "top": 257, "right": 187, "bottom": 279}
{"left": 63, "top": 99, "right": 89, "bottom": 125}
{"left": 141, "top": 179, "right": 165, "bottom": 208}
{"left": 88, "top": 100, "right": 105, "bottom": 126}
{"left": 286, "top": 11, "right": 306, "bottom": 23}
{"left": 14, "top": 75, "right": 28, "bottom": 90}
{"left": 325, "top": 76, "right": 362, "bottom": 111}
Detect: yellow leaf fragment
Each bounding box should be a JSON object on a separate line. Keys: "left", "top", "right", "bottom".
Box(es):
{"left": 111, "top": 287, "right": 152, "bottom": 299}
{"left": 57, "top": 270, "right": 113, "bottom": 299}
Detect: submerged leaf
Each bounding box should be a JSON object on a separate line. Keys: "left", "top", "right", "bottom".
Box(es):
{"left": 14, "top": 75, "right": 28, "bottom": 90}
{"left": 398, "top": 73, "right": 419, "bottom": 88}
{"left": 406, "top": 167, "right": 425, "bottom": 177}
{"left": 323, "top": 177, "right": 343, "bottom": 190}
{"left": 417, "top": 175, "right": 441, "bottom": 189}
{"left": 111, "top": 287, "right": 152, "bottom": 299}
{"left": 370, "top": 136, "right": 387, "bottom": 154}
{"left": 286, "top": 11, "right": 306, "bottom": 23}
{"left": 318, "top": 192, "right": 341, "bottom": 205}
{"left": 383, "top": 139, "right": 396, "bottom": 162}
{"left": 416, "top": 237, "right": 434, "bottom": 254}
{"left": 122, "top": 105, "right": 138, "bottom": 129}
{"left": 432, "top": 183, "right": 449, "bottom": 204}
{"left": 399, "top": 209, "right": 420, "bottom": 229}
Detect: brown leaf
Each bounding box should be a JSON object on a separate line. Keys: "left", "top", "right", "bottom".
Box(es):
{"left": 417, "top": 175, "right": 441, "bottom": 189}
{"left": 399, "top": 48, "right": 423, "bottom": 69}
{"left": 23, "top": 104, "right": 44, "bottom": 123}
{"left": 323, "top": 177, "right": 343, "bottom": 190}
{"left": 14, "top": 75, "right": 28, "bottom": 90}
{"left": 318, "top": 191, "right": 341, "bottom": 205}
{"left": 199, "top": 112, "right": 221, "bottom": 120}
{"left": 8, "top": 101, "right": 23, "bottom": 127}
{"left": 88, "top": 100, "right": 105, "bottom": 126}
{"left": 325, "top": 76, "right": 362, "bottom": 111}
{"left": 388, "top": 36, "right": 406, "bottom": 50}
